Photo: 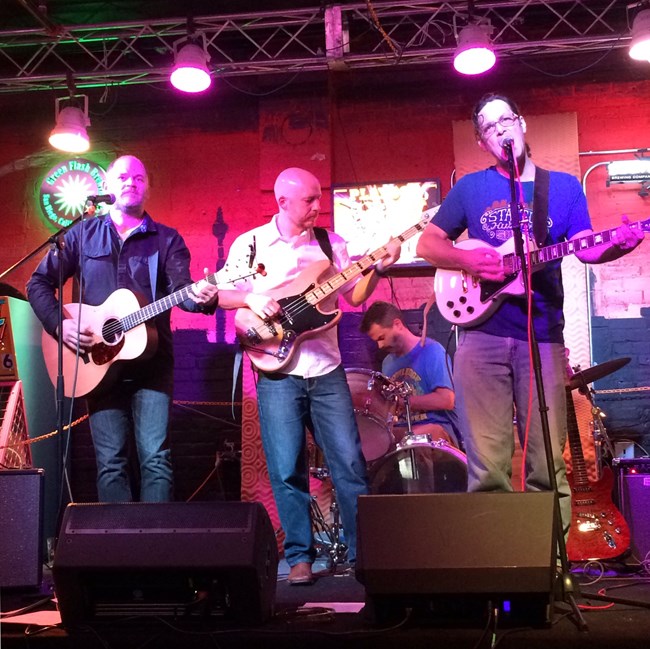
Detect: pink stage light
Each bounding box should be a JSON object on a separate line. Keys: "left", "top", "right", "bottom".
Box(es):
{"left": 453, "top": 23, "right": 496, "bottom": 76}
{"left": 170, "top": 43, "right": 212, "bottom": 93}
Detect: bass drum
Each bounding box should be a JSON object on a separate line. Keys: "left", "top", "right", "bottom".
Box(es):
{"left": 369, "top": 440, "right": 468, "bottom": 495}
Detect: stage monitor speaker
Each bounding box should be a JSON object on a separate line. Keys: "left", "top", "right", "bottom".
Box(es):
{"left": 614, "top": 458, "right": 650, "bottom": 562}
{"left": 0, "top": 469, "right": 44, "bottom": 588}
{"left": 356, "top": 492, "right": 557, "bottom": 626}
{"left": 52, "top": 501, "right": 278, "bottom": 628}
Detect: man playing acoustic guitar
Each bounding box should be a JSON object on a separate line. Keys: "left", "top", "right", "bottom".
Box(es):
{"left": 218, "top": 167, "right": 401, "bottom": 585}
{"left": 27, "top": 155, "right": 219, "bottom": 503}
{"left": 416, "top": 93, "right": 644, "bottom": 537}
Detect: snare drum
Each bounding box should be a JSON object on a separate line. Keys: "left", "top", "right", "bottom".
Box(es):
{"left": 369, "top": 439, "right": 468, "bottom": 495}
{"left": 345, "top": 368, "right": 397, "bottom": 462}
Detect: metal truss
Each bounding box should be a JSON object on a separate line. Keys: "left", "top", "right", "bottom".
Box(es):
{"left": 0, "top": 1, "right": 633, "bottom": 94}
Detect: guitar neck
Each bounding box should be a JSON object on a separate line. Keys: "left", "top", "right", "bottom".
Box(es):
{"left": 565, "top": 387, "right": 590, "bottom": 487}
{"left": 119, "top": 270, "right": 223, "bottom": 332}
{"left": 303, "top": 216, "right": 431, "bottom": 306}
{"left": 506, "top": 218, "right": 649, "bottom": 270}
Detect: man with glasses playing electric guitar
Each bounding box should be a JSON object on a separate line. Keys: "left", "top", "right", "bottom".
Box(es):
{"left": 416, "top": 93, "right": 645, "bottom": 538}
{"left": 218, "top": 167, "right": 403, "bottom": 585}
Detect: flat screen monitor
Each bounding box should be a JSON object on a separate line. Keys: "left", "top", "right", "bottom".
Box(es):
{"left": 332, "top": 179, "right": 440, "bottom": 274}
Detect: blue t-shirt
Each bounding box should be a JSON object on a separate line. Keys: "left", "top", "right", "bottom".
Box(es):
{"left": 382, "top": 338, "right": 460, "bottom": 439}
{"left": 433, "top": 167, "right": 592, "bottom": 343}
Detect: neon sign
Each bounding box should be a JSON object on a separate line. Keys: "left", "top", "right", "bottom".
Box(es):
{"left": 39, "top": 158, "right": 108, "bottom": 228}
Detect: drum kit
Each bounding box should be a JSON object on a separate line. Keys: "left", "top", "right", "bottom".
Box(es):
{"left": 309, "top": 367, "right": 468, "bottom": 566}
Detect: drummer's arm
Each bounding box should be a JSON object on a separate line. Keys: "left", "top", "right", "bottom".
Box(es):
{"left": 406, "top": 387, "right": 455, "bottom": 413}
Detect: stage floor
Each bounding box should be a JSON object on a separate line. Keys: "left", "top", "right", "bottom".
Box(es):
{"left": 2, "top": 560, "right": 650, "bottom": 649}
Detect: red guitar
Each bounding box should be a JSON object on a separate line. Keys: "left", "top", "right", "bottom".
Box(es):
{"left": 565, "top": 386, "right": 630, "bottom": 562}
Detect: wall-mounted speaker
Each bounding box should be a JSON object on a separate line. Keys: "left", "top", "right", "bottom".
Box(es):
{"left": 356, "top": 492, "right": 558, "bottom": 626}
{"left": 52, "top": 501, "right": 278, "bottom": 627}
{"left": 0, "top": 469, "right": 44, "bottom": 588}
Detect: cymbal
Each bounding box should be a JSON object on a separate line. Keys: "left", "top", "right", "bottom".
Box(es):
{"left": 568, "top": 357, "right": 631, "bottom": 390}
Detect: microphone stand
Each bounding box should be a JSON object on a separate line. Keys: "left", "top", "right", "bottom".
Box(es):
{"left": 0, "top": 201, "right": 98, "bottom": 532}
{"left": 502, "top": 143, "right": 587, "bottom": 631}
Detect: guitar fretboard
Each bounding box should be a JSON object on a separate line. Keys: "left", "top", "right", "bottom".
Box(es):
{"left": 304, "top": 217, "right": 431, "bottom": 306}
{"left": 119, "top": 271, "right": 227, "bottom": 333}
{"left": 565, "top": 387, "right": 590, "bottom": 488}
{"left": 504, "top": 219, "right": 648, "bottom": 272}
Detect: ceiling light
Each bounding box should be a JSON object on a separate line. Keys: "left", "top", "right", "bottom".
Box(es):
{"left": 170, "top": 36, "right": 212, "bottom": 93}
{"left": 48, "top": 96, "right": 90, "bottom": 153}
{"left": 629, "top": 8, "right": 650, "bottom": 62}
{"left": 453, "top": 22, "right": 496, "bottom": 75}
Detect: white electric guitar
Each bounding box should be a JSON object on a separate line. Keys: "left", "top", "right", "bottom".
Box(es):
{"left": 434, "top": 218, "right": 649, "bottom": 327}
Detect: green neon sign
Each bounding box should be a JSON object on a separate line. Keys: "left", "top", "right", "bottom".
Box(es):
{"left": 39, "top": 158, "right": 108, "bottom": 228}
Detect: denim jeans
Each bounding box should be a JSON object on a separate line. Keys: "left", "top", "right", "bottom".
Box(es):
{"left": 87, "top": 384, "right": 173, "bottom": 502}
{"left": 453, "top": 330, "right": 570, "bottom": 535}
{"left": 256, "top": 365, "right": 369, "bottom": 566}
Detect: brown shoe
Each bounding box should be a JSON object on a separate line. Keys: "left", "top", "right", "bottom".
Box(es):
{"left": 287, "top": 562, "right": 315, "bottom": 586}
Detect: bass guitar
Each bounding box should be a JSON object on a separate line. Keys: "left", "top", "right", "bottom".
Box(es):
{"left": 565, "top": 386, "right": 631, "bottom": 562}
{"left": 235, "top": 212, "right": 434, "bottom": 373}
{"left": 434, "top": 218, "right": 649, "bottom": 326}
{"left": 42, "top": 263, "right": 264, "bottom": 398}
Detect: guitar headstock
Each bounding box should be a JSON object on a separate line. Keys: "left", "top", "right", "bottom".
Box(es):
{"left": 215, "top": 260, "right": 268, "bottom": 287}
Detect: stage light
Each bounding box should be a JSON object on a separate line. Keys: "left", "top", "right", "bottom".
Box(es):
{"left": 629, "top": 8, "right": 650, "bottom": 62}
{"left": 170, "top": 35, "right": 212, "bottom": 93}
{"left": 453, "top": 22, "right": 496, "bottom": 75}
{"left": 48, "top": 96, "right": 90, "bottom": 154}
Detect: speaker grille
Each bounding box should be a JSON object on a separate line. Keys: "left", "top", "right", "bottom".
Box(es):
{"left": 0, "top": 469, "right": 43, "bottom": 587}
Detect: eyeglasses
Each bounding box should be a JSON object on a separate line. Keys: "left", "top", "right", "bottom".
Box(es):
{"left": 479, "top": 114, "right": 520, "bottom": 138}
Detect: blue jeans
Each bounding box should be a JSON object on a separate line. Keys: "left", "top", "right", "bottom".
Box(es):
{"left": 256, "top": 365, "right": 369, "bottom": 566}
{"left": 453, "top": 330, "right": 570, "bottom": 535}
{"left": 87, "top": 384, "right": 173, "bottom": 502}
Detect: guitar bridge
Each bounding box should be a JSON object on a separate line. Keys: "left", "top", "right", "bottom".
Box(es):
{"left": 276, "top": 331, "right": 296, "bottom": 360}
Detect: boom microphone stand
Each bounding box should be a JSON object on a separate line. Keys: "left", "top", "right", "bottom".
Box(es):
{"left": 0, "top": 200, "right": 99, "bottom": 533}
{"left": 502, "top": 142, "right": 587, "bottom": 631}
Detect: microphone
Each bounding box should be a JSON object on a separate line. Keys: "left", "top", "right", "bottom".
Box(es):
{"left": 86, "top": 193, "right": 116, "bottom": 205}
{"left": 500, "top": 137, "right": 514, "bottom": 150}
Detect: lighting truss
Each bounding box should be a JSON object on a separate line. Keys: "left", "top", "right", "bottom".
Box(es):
{"left": 0, "top": 1, "right": 630, "bottom": 94}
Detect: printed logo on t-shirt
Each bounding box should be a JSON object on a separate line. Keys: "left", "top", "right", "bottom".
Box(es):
{"left": 480, "top": 199, "right": 535, "bottom": 243}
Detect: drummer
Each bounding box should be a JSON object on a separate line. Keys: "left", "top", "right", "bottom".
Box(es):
{"left": 360, "top": 301, "right": 462, "bottom": 449}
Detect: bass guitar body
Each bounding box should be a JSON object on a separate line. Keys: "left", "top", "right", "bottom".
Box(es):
{"left": 235, "top": 261, "right": 341, "bottom": 373}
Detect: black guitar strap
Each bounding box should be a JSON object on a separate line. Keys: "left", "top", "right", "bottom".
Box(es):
{"left": 533, "top": 166, "right": 550, "bottom": 247}
{"left": 314, "top": 227, "right": 334, "bottom": 264}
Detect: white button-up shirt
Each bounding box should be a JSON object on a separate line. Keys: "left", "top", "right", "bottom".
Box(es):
{"left": 225, "top": 215, "right": 356, "bottom": 378}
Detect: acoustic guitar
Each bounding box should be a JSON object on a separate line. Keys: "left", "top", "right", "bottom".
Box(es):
{"left": 42, "top": 263, "right": 263, "bottom": 398}
{"left": 565, "top": 386, "right": 631, "bottom": 562}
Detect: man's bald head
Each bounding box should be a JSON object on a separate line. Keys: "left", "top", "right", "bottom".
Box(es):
{"left": 274, "top": 167, "right": 320, "bottom": 203}
{"left": 272, "top": 167, "right": 322, "bottom": 237}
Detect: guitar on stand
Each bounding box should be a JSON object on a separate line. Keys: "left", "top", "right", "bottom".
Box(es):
{"left": 565, "top": 359, "right": 632, "bottom": 562}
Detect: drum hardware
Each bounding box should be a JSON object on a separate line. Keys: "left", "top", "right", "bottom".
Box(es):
{"left": 307, "top": 444, "right": 348, "bottom": 566}
{"left": 310, "top": 489, "right": 348, "bottom": 567}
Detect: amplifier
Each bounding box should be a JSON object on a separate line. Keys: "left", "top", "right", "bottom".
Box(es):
{"left": 613, "top": 457, "right": 650, "bottom": 562}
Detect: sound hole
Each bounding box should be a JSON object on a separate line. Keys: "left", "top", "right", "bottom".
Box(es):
{"left": 102, "top": 318, "right": 124, "bottom": 345}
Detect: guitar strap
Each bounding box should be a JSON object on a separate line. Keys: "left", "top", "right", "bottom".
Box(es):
{"left": 533, "top": 166, "right": 550, "bottom": 247}
{"left": 314, "top": 227, "right": 334, "bottom": 264}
